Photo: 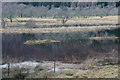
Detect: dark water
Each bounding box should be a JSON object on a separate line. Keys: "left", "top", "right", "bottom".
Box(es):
{"left": 2, "top": 31, "right": 119, "bottom": 63}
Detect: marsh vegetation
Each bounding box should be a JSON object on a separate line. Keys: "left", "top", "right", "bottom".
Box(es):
{"left": 1, "top": 2, "right": 120, "bottom": 79}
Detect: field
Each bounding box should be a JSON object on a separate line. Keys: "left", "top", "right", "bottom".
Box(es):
{"left": 2, "top": 16, "right": 118, "bottom": 33}
{"left": 1, "top": 16, "right": 120, "bottom": 78}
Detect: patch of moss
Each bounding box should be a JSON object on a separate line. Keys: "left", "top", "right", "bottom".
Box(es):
{"left": 66, "top": 73, "right": 73, "bottom": 76}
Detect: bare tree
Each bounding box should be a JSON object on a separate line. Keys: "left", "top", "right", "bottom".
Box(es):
{"left": 61, "top": 17, "right": 68, "bottom": 25}
{"left": 2, "top": 2, "right": 118, "bottom": 21}
{"left": 3, "top": 3, "right": 17, "bottom": 22}
{"left": 17, "top": 4, "right": 27, "bottom": 18}
{"left": 2, "top": 18, "right": 7, "bottom": 28}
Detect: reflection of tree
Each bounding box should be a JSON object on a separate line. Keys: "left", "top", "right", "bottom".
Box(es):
{"left": 3, "top": 33, "right": 118, "bottom": 66}
{"left": 22, "top": 33, "right": 35, "bottom": 41}
{"left": 51, "top": 43, "right": 59, "bottom": 73}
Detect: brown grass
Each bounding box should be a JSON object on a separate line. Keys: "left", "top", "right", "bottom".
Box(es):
{"left": 7, "top": 16, "right": 118, "bottom": 26}
{"left": 24, "top": 40, "right": 60, "bottom": 45}
{"left": 89, "top": 37, "right": 118, "bottom": 40}
{"left": 1, "top": 25, "right": 118, "bottom": 34}
{"left": 2, "top": 16, "right": 119, "bottom": 33}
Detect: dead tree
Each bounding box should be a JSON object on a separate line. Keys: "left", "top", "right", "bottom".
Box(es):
{"left": 61, "top": 17, "right": 68, "bottom": 25}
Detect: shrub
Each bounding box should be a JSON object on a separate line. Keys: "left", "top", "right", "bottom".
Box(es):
{"left": 14, "top": 73, "right": 28, "bottom": 79}
{"left": 61, "top": 17, "right": 68, "bottom": 25}
{"left": 66, "top": 73, "right": 73, "bottom": 76}
{"left": 34, "top": 65, "right": 44, "bottom": 72}
{"left": 24, "top": 20, "right": 38, "bottom": 28}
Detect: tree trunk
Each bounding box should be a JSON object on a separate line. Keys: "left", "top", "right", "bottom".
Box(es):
{"left": 2, "top": 20, "right": 6, "bottom": 28}
{"left": 21, "top": 14, "right": 23, "bottom": 18}
{"left": 54, "top": 60, "right": 55, "bottom": 73}
{"left": 8, "top": 63, "right": 10, "bottom": 76}
{"left": 10, "top": 19, "right": 12, "bottom": 22}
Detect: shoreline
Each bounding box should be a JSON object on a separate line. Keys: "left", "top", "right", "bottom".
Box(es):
{"left": 1, "top": 26, "right": 118, "bottom": 34}
{"left": 1, "top": 60, "right": 118, "bottom": 78}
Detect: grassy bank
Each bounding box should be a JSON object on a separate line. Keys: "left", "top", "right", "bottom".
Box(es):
{"left": 2, "top": 58, "right": 119, "bottom": 78}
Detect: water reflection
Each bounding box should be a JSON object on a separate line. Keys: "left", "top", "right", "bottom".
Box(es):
{"left": 2, "top": 33, "right": 118, "bottom": 63}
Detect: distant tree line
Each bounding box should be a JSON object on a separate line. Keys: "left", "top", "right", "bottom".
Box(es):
{"left": 2, "top": 2, "right": 119, "bottom": 23}
{"left": 18, "top": 2, "right": 120, "bottom": 8}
